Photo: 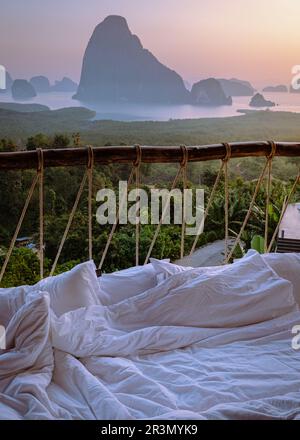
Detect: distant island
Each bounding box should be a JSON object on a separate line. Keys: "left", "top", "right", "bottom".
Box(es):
{"left": 249, "top": 93, "right": 275, "bottom": 108}
{"left": 28, "top": 76, "right": 77, "bottom": 93}
{"left": 30, "top": 76, "right": 51, "bottom": 93}
{"left": 262, "top": 85, "right": 288, "bottom": 93}
{"left": 191, "top": 78, "right": 232, "bottom": 106}
{"left": 2, "top": 72, "right": 78, "bottom": 98}
{"left": 73, "top": 15, "right": 256, "bottom": 106}
{"left": 52, "top": 77, "right": 78, "bottom": 92}
{"left": 217, "top": 78, "right": 255, "bottom": 96}
{"left": 1, "top": 15, "right": 265, "bottom": 109}
{"left": 74, "top": 15, "right": 190, "bottom": 104}
{"left": 2, "top": 15, "right": 289, "bottom": 112}
{"left": 11, "top": 79, "right": 37, "bottom": 100}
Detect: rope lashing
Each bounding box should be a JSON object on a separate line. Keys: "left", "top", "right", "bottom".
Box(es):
{"left": 267, "top": 169, "right": 300, "bottom": 252}
{"left": 144, "top": 146, "right": 188, "bottom": 265}
{"left": 87, "top": 146, "right": 94, "bottom": 260}
{"left": 189, "top": 147, "right": 229, "bottom": 256}
{"left": 98, "top": 149, "right": 137, "bottom": 270}
{"left": 134, "top": 145, "right": 142, "bottom": 266}
{"left": 0, "top": 170, "right": 40, "bottom": 284}
{"left": 225, "top": 150, "right": 274, "bottom": 263}
{"left": 222, "top": 142, "right": 231, "bottom": 262}
{"left": 180, "top": 146, "right": 188, "bottom": 259}
{"left": 50, "top": 146, "right": 95, "bottom": 275}
{"left": 264, "top": 141, "right": 276, "bottom": 252}
{"left": 50, "top": 171, "right": 88, "bottom": 276}
{"left": 37, "top": 148, "right": 44, "bottom": 279}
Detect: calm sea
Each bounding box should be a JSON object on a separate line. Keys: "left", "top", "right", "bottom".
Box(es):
{"left": 1, "top": 91, "right": 300, "bottom": 121}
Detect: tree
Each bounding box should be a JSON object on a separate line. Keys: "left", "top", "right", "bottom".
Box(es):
{"left": 26, "top": 133, "right": 51, "bottom": 150}
{"left": 52, "top": 134, "right": 70, "bottom": 148}
{"left": 0, "top": 248, "right": 41, "bottom": 287}
{"left": 0, "top": 138, "right": 17, "bottom": 152}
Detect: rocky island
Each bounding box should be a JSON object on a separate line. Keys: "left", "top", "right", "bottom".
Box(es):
{"left": 11, "top": 79, "right": 37, "bottom": 100}
{"left": 74, "top": 15, "right": 190, "bottom": 104}
{"left": 191, "top": 78, "right": 232, "bottom": 106}
{"left": 52, "top": 77, "right": 77, "bottom": 92}
{"left": 249, "top": 93, "right": 275, "bottom": 107}
{"left": 30, "top": 76, "right": 51, "bottom": 93}
{"left": 262, "top": 85, "right": 287, "bottom": 93}
{"left": 217, "top": 78, "right": 255, "bottom": 96}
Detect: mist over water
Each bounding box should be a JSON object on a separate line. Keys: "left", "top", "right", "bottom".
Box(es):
{"left": 1, "top": 91, "right": 300, "bottom": 121}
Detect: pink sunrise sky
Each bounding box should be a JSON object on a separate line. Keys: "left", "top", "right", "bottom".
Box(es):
{"left": 0, "top": 0, "right": 299, "bottom": 88}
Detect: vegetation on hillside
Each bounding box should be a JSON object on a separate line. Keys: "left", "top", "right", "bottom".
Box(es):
{"left": 1, "top": 107, "right": 300, "bottom": 147}
{"left": 0, "top": 109, "right": 300, "bottom": 287}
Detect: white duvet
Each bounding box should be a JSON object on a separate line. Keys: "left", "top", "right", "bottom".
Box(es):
{"left": 1, "top": 252, "right": 300, "bottom": 420}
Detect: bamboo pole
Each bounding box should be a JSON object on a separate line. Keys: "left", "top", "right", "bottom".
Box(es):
{"left": 0, "top": 142, "right": 300, "bottom": 170}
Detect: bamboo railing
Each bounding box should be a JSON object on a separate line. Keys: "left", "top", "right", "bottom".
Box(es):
{"left": 0, "top": 141, "right": 300, "bottom": 282}
{"left": 0, "top": 141, "right": 300, "bottom": 170}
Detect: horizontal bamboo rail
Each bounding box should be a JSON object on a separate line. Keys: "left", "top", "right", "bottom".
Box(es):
{"left": 0, "top": 141, "right": 300, "bottom": 170}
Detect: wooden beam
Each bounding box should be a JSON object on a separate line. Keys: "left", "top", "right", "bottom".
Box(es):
{"left": 0, "top": 142, "right": 300, "bottom": 170}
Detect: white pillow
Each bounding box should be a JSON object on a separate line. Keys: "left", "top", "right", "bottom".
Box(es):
{"left": 0, "top": 285, "right": 47, "bottom": 328}
{"left": 0, "top": 293, "right": 52, "bottom": 380}
{"left": 150, "top": 258, "right": 193, "bottom": 282}
{"left": 262, "top": 252, "right": 300, "bottom": 306}
{"left": 243, "top": 250, "right": 300, "bottom": 306}
{"left": 34, "top": 260, "right": 100, "bottom": 316}
{"left": 98, "top": 263, "right": 161, "bottom": 306}
{"left": 111, "top": 251, "right": 297, "bottom": 329}
{"left": 150, "top": 258, "right": 230, "bottom": 282}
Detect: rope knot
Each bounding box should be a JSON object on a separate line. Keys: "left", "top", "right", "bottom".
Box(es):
{"left": 133, "top": 145, "right": 142, "bottom": 167}
{"left": 266, "top": 141, "right": 276, "bottom": 160}
{"left": 87, "top": 145, "right": 94, "bottom": 170}
{"left": 37, "top": 148, "right": 44, "bottom": 173}
{"left": 222, "top": 142, "right": 231, "bottom": 162}
{"left": 180, "top": 145, "right": 188, "bottom": 167}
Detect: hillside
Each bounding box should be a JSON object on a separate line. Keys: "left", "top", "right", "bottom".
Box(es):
{"left": 0, "top": 107, "right": 95, "bottom": 138}
{"left": 0, "top": 102, "right": 50, "bottom": 112}
{"left": 1, "top": 108, "right": 300, "bottom": 146}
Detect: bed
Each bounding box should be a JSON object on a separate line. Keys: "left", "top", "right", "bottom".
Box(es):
{"left": 0, "top": 250, "right": 300, "bottom": 420}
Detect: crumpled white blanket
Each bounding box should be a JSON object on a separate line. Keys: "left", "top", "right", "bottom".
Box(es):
{"left": 1, "top": 255, "right": 300, "bottom": 420}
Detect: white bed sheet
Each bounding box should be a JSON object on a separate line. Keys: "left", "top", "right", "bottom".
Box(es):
{"left": 1, "top": 309, "right": 299, "bottom": 420}
{"left": 0, "top": 254, "right": 300, "bottom": 420}
{"left": 51, "top": 311, "right": 300, "bottom": 420}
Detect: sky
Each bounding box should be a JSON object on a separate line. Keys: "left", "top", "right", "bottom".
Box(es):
{"left": 0, "top": 0, "right": 299, "bottom": 88}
